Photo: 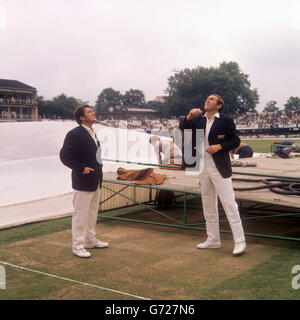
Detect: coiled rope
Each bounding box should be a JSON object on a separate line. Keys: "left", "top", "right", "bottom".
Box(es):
{"left": 233, "top": 178, "right": 300, "bottom": 196}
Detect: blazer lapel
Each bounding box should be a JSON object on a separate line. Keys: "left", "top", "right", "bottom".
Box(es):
{"left": 208, "top": 116, "right": 221, "bottom": 140}
{"left": 79, "top": 125, "right": 98, "bottom": 150}
{"left": 200, "top": 115, "right": 207, "bottom": 131}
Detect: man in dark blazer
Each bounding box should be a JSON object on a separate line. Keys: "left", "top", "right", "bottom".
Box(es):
{"left": 60, "top": 105, "right": 108, "bottom": 258}
{"left": 179, "top": 94, "right": 246, "bottom": 256}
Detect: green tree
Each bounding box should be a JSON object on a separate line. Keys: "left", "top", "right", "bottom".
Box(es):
{"left": 37, "top": 95, "right": 54, "bottom": 119}
{"left": 164, "top": 61, "right": 259, "bottom": 117}
{"left": 75, "top": 98, "right": 89, "bottom": 106}
{"left": 122, "top": 89, "right": 146, "bottom": 107}
{"left": 144, "top": 100, "right": 165, "bottom": 112}
{"left": 284, "top": 96, "right": 300, "bottom": 112}
{"left": 51, "top": 94, "right": 79, "bottom": 119}
{"left": 95, "top": 88, "right": 122, "bottom": 114}
{"left": 38, "top": 94, "right": 81, "bottom": 119}
{"left": 263, "top": 100, "right": 279, "bottom": 113}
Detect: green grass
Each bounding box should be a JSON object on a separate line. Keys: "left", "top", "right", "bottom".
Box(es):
{"left": 1, "top": 212, "right": 300, "bottom": 300}
{"left": 204, "top": 248, "right": 300, "bottom": 299}
{"left": 241, "top": 139, "right": 300, "bottom": 153}
{"left": 0, "top": 217, "right": 72, "bottom": 246}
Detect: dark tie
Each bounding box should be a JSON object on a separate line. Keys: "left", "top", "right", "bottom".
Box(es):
{"left": 95, "top": 134, "right": 100, "bottom": 147}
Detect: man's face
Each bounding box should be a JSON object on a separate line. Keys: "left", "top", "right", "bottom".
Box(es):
{"left": 204, "top": 95, "right": 221, "bottom": 112}
{"left": 81, "top": 107, "right": 96, "bottom": 124}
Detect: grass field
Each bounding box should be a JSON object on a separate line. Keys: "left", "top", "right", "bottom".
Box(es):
{"left": 1, "top": 202, "right": 300, "bottom": 300}
{"left": 241, "top": 139, "right": 300, "bottom": 153}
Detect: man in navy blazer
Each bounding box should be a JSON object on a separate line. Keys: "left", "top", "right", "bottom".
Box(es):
{"left": 180, "top": 101, "right": 240, "bottom": 178}
{"left": 60, "top": 105, "right": 109, "bottom": 258}
{"left": 180, "top": 94, "right": 246, "bottom": 256}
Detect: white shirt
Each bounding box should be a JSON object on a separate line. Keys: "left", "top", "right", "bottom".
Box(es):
{"left": 81, "top": 124, "right": 98, "bottom": 146}
{"left": 204, "top": 112, "right": 220, "bottom": 162}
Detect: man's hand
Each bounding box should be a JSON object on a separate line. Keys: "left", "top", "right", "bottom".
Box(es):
{"left": 206, "top": 144, "right": 222, "bottom": 155}
{"left": 186, "top": 108, "right": 203, "bottom": 121}
{"left": 82, "top": 167, "right": 95, "bottom": 175}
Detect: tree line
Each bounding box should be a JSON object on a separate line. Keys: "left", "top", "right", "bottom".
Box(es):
{"left": 263, "top": 98, "right": 300, "bottom": 113}
{"left": 37, "top": 61, "right": 300, "bottom": 120}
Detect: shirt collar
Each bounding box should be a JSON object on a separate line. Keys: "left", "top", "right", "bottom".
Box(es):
{"left": 81, "top": 124, "right": 95, "bottom": 134}
{"left": 204, "top": 112, "right": 220, "bottom": 120}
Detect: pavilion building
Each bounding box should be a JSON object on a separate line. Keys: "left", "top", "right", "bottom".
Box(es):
{"left": 0, "top": 79, "right": 38, "bottom": 121}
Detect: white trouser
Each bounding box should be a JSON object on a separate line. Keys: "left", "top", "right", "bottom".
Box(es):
{"left": 72, "top": 188, "right": 101, "bottom": 251}
{"left": 199, "top": 156, "right": 245, "bottom": 244}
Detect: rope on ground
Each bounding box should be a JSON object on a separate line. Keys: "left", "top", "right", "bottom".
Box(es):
{"left": 0, "top": 260, "right": 151, "bottom": 300}
{"left": 232, "top": 178, "right": 300, "bottom": 196}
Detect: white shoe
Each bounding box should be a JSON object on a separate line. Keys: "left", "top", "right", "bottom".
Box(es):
{"left": 73, "top": 248, "right": 91, "bottom": 258}
{"left": 233, "top": 242, "right": 246, "bottom": 256}
{"left": 197, "top": 240, "right": 221, "bottom": 249}
{"left": 84, "top": 240, "right": 109, "bottom": 249}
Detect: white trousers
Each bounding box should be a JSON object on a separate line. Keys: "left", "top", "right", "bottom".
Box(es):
{"left": 72, "top": 188, "right": 101, "bottom": 251}
{"left": 200, "top": 157, "right": 245, "bottom": 244}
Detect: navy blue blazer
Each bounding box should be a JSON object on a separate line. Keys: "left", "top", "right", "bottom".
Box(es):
{"left": 60, "top": 125, "right": 103, "bottom": 191}
{"left": 179, "top": 113, "right": 240, "bottom": 178}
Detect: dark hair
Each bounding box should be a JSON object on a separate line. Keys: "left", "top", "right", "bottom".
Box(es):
{"left": 211, "top": 94, "right": 225, "bottom": 111}
{"left": 74, "top": 104, "right": 90, "bottom": 125}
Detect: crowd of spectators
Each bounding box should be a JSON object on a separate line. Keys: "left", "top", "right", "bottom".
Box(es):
{"left": 234, "top": 110, "right": 300, "bottom": 129}
{"left": 98, "top": 117, "right": 180, "bottom": 132}
{"left": 100, "top": 110, "right": 300, "bottom": 132}
{"left": 0, "top": 96, "right": 35, "bottom": 105}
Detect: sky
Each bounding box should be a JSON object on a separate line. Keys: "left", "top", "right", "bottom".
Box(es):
{"left": 0, "top": 0, "right": 300, "bottom": 111}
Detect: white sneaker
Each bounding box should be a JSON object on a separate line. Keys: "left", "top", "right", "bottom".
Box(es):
{"left": 84, "top": 240, "right": 109, "bottom": 249}
{"left": 197, "top": 240, "right": 221, "bottom": 249}
{"left": 233, "top": 242, "right": 246, "bottom": 256}
{"left": 73, "top": 248, "right": 91, "bottom": 258}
